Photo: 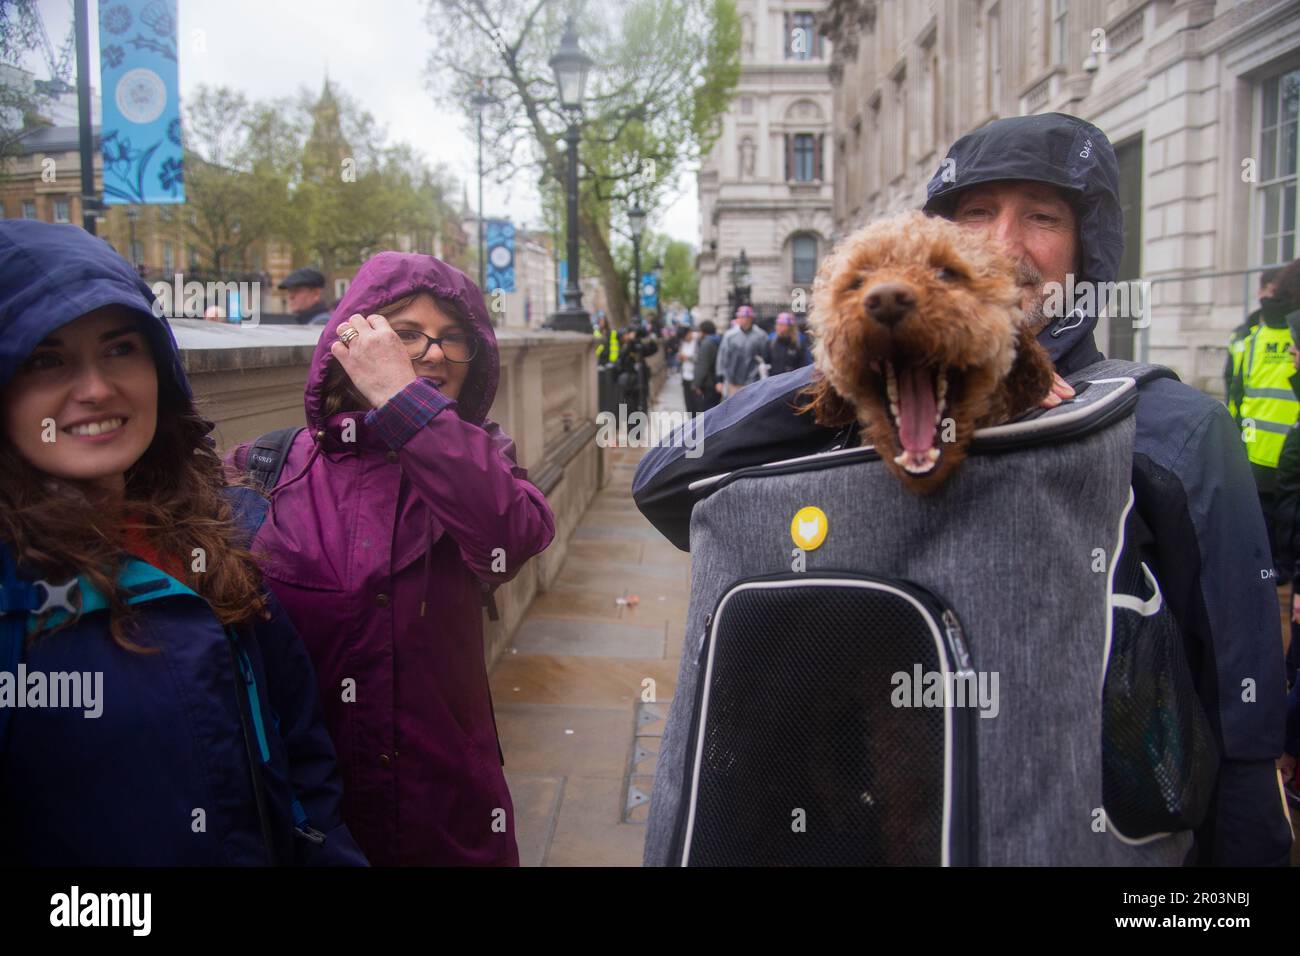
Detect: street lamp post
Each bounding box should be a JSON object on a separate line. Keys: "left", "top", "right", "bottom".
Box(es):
{"left": 653, "top": 257, "right": 664, "bottom": 325}
{"left": 470, "top": 81, "right": 493, "bottom": 297}
{"left": 733, "top": 248, "right": 754, "bottom": 308}
{"left": 629, "top": 199, "right": 646, "bottom": 326}
{"left": 546, "top": 19, "right": 594, "bottom": 333}
{"left": 731, "top": 249, "right": 752, "bottom": 315}
{"left": 74, "top": 0, "right": 98, "bottom": 236}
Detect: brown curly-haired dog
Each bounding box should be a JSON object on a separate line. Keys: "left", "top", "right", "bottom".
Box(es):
{"left": 798, "top": 210, "right": 1055, "bottom": 493}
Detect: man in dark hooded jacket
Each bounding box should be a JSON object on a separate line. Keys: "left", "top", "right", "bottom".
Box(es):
{"left": 633, "top": 113, "right": 1292, "bottom": 865}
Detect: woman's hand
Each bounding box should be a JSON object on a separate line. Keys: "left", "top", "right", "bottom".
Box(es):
{"left": 329, "top": 313, "right": 418, "bottom": 408}
{"left": 1291, "top": 591, "right": 1300, "bottom": 625}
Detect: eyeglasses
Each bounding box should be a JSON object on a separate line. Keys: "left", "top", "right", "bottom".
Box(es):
{"left": 393, "top": 329, "right": 478, "bottom": 363}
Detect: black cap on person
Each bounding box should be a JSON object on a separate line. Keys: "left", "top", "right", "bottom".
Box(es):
{"left": 278, "top": 267, "right": 325, "bottom": 290}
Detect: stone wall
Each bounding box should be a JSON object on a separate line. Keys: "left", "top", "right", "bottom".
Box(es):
{"left": 172, "top": 319, "right": 612, "bottom": 666}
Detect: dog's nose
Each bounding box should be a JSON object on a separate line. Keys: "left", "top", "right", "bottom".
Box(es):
{"left": 864, "top": 283, "right": 916, "bottom": 326}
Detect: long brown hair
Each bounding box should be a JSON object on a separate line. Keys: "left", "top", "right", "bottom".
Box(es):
{"left": 319, "top": 291, "right": 476, "bottom": 420}
{"left": 0, "top": 337, "right": 269, "bottom": 651}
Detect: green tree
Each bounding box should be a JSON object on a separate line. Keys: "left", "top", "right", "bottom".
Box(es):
{"left": 661, "top": 239, "right": 698, "bottom": 309}
{"left": 0, "top": 1, "right": 58, "bottom": 182}
{"left": 183, "top": 82, "right": 462, "bottom": 286}
{"left": 613, "top": 231, "right": 699, "bottom": 313}
{"left": 288, "top": 83, "right": 460, "bottom": 287}
{"left": 425, "top": 0, "right": 740, "bottom": 326}
{"left": 182, "top": 86, "right": 293, "bottom": 275}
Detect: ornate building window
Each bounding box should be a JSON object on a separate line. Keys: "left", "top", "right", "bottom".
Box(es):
{"left": 785, "top": 11, "right": 822, "bottom": 60}
{"left": 792, "top": 234, "right": 818, "bottom": 284}
{"left": 786, "top": 133, "right": 823, "bottom": 182}
{"left": 1051, "top": 0, "right": 1067, "bottom": 69}
{"left": 986, "top": 3, "right": 1001, "bottom": 117}
{"left": 1259, "top": 67, "right": 1299, "bottom": 265}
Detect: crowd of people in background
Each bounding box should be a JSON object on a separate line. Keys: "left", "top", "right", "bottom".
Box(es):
{"left": 594, "top": 304, "right": 814, "bottom": 417}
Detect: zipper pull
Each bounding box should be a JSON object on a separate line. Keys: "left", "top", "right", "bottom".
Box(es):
{"left": 942, "top": 609, "right": 972, "bottom": 672}
{"left": 234, "top": 644, "right": 257, "bottom": 688}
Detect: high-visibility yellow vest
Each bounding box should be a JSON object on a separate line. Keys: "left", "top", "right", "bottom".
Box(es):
{"left": 1239, "top": 323, "right": 1299, "bottom": 468}
{"left": 594, "top": 327, "right": 619, "bottom": 363}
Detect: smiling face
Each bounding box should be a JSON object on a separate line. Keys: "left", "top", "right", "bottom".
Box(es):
{"left": 384, "top": 292, "right": 473, "bottom": 401}
{"left": 1, "top": 307, "right": 159, "bottom": 499}
{"left": 950, "top": 181, "right": 1080, "bottom": 331}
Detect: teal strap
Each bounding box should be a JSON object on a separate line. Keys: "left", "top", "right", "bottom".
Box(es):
{"left": 28, "top": 557, "right": 199, "bottom": 636}
{"left": 232, "top": 641, "right": 272, "bottom": 763}
{"left": 227, "top": 628, "right": 316, "bottom": 835}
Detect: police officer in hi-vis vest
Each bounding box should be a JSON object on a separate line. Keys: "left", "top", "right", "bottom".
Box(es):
{"left": 1225, "top": 268, "right": 1281, "bottom": 420}
{"left": 1239, "top": 259, "right": 1300, "bottom": 573}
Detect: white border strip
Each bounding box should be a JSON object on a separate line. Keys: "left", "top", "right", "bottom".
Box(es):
{"left": 688, "top": 376, "right": 1137, "bottom": 493}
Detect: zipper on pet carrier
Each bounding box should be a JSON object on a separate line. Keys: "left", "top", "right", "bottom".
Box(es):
{"left": 942, "top": 609, "right": 972, "bottom": 673}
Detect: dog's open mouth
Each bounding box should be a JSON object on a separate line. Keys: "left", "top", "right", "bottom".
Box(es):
{"left": 882, "top": 361, "right": 949, "bottom": 477}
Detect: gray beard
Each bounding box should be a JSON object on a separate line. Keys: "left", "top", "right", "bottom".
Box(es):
{"left": 1023, "top": 294, "right": 1050, "bottom": 335}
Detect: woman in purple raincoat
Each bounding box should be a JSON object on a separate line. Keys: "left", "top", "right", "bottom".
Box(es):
{"left": 230, "top": 253, "right": 555, "bottom": 866}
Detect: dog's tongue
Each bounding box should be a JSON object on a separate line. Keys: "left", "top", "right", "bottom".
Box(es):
{"left": 897, "top": 365, "right": 938, "bottom": 453}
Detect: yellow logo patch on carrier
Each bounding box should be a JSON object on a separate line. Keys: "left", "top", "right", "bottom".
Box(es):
{"left": 791, "top": 506, "right": 828, "bottom": 550}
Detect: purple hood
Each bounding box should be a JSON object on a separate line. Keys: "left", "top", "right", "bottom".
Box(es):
{"left": 306, "top": 252, "right": 499, "bottom": 428}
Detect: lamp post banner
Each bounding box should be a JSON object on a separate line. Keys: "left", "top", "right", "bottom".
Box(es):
{"left": 640, "top": 272, "right": 658, "bottom": 310}
{"left": 486, "top": 219, "right": 516, "bottom": 293}
{"left": 99, "top": 0, "right": 184, "bottom": 205}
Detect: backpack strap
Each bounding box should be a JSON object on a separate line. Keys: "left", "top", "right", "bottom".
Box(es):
{"left": 242, "top": 427, "right": 305, "bottom": 495}
{"left": 226, "top": 626, "right": 326, "bottom": 862}
{"left": 1066, "top": 358, "right": 1178, "bottom": 389}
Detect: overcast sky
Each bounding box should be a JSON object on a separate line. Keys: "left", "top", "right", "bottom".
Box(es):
{"left": 28, "top": 0, "right": 699, "bottom": 245}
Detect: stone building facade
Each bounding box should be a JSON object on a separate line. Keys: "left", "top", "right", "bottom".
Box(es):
{"left": 823, "top": 0, "right": 1300, "bottom": 394}
{"left": 697, "top": 0, "right": 837, "bottom": 326}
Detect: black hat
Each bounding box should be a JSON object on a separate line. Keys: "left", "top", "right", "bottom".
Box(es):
{"left": 922, "top": 113, "right": 1122, "bottom": 287}
{"left": 278, "top": 267, "right": 325, "bottom": 290}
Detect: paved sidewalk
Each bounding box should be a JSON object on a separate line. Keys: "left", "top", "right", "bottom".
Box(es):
{"left": 491, "top": 375, "right": 692, "bottom": 866}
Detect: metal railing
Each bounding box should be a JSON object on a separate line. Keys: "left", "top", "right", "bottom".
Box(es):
{"left": 1132, "top": 262, "right": 1290, "bottom": 363}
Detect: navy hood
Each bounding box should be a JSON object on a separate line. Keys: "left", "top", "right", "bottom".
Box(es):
{"left": 0, "top": 220, "right": 191, "bottom": 400}
{"left": 922, "top": 113, "right": 1121, "bottom": 372}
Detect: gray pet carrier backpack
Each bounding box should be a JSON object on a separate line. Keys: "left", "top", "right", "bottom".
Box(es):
{"left": 643, "top": 359, "right": 1219, "bottom": 867}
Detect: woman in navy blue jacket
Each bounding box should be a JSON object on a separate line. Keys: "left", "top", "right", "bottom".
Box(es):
{"left": 0, "top": 220, "right": 365, "bottom": 866}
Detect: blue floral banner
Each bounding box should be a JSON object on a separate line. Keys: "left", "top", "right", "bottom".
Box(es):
{"left": 640, "top": 272, "right": 658, "bottom": 309}
{"left": 485, "top": 219, "right": 515, "bottom": 293}
{"left": 99, "top": 0, "right": 183, "bottom": 205}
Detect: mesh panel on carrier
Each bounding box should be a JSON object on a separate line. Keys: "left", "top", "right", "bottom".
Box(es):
{"left": 679, "top": 580, "right": 961, "bottom": 866}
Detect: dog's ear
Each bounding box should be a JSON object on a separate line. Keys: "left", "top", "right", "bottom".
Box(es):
{"left": 1002, "top": 323, "right": 1057, "bottom": 418}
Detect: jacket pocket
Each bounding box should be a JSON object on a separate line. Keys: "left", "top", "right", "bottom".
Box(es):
{"left": 1102, "top": 559, "right": 1220, "bottom": 842}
